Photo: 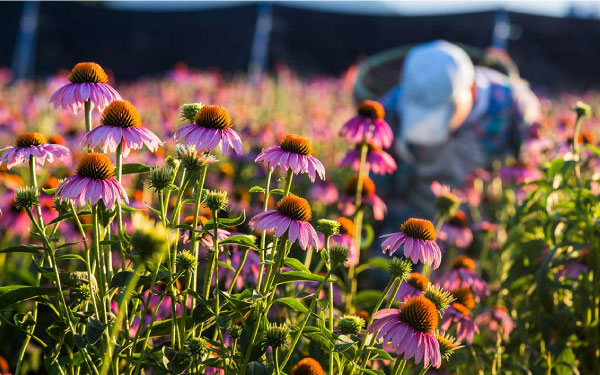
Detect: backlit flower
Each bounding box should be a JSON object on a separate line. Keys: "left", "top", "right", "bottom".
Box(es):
{"left": 291, "top": 357, "right": 324, "bottom": 375}
{"left": 381, "top": 218, "right": 441, "bottom": 269}
{"left": 437, "top": 256, "right": 489, "bottom": 298}
{"left": 440, "top": 302, "right": 478, "bottom": 344}
{"left": 439, "top": 211, "right": 473, "bottom": 249}
{"left": 55, "top": 153, "right": 128, "bottom": 210}
{"left": 368, "top": 296, "right": 441, "bottom": 368}
{"left": 340, "top": 175, "right": 387, "bottom": 220}
{"left": 0, "top": 133, "right": 70, "bottom": 169}
{"left": 49, "top": 62, "right": 121, "bottom": 113}
{"left": 81, "top": 100, "right": 162, "bottom": 157}
{"left": 338, "top": 142, "right": 397, "bottom": 175}
{"left": 395, "top": 272, "right": 429, "bottom": 302}
{"left": 174, "top": 105, "right": 242, "bottom": 155}
{"left": 318, "top": 217, "right": 358, "bottom": 266}
{"left": 340, "top": 100, "right": 393, "bottom": 148}
{"left": 474, "top": 306, "right": 514, "bottom": 340}
{"left": 248, "top": 194, "right": 320, "bottom": 250}
{"left": 255, "top": 134, "right": 325, "bottom": 182}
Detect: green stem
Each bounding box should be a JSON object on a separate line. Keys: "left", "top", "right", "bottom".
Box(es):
{"left": 192, "top": 165, "right": 209, "bottom": 305}
{"left": 84, "top": 100, "right": 92, "bottom": 133}
{"left": 392, "top": 359, "right": 407, "bottom": 375}
{"left": 91, "top": 205, "right": 108, "bottom": 324}
{"left": 256, "top": 169, "right": 273, "bottom": 291}
{"left": 274, "top": 348, "right": 281, "bottom": 375}
{"left": 115, "top": 142, "right": 126, "bottom": 270}
{"left": 325, "top": 235, "right": 335, "bottom": 375}
{"left": 280, "top": 268, "right": 334, "bottom": 369}
{"left": 228, "top": 248, "right": 249, "bottom": 294}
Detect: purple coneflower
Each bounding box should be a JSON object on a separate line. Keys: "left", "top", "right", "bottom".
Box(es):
{"left": 395, "top": 272, "right": 429, "bottom": 302}
{"left": 307, "top": 182, "right": 339, "bottom": 205}
{"left": 437, "top": 256, "right": 489, "bottom": 298}
{"left": 81, "top": 100, "right": 162, "bottom": 157}
{"left": 440, "top": 302, "right": 478, "bottom": 344}
{"left": 368, "top": 296, "right": 442, "bottom": 368}
{"left": 340, "top": 175, "right": 387, "bottom": 220}
{"left": 175, "top": 105, "right": 242, "bottom": 156}
{"left": 318, "top": 217, "right": 358, "bottom": 266}
{"left": 0, "top": 133, "right": 70, "bottom": 169}
{"left": 49, "top": 62, "right": 121, "bottom": 113}
{"left": 55, "top": 153, "right": 128, "bottom": 210}
{"left": 255, "top": 134, "right": 325, "bottom": 182}
{"left": 338, "top": 142, "right": 397, "bottom": 175}
{"left": 381, "top": 218, "right": 441, "bottom": 269}
{"left": 474, "top": 306, "right": 514, "bottom": 340}
{"left": 181, "top": 215, "right": 230, "bottom": 258}
{"left": 439, "top": 211, "right": 473, "bottom": 249}
{"left": 249, "top": 194, "right": 320, "bottom": 250}
{"left": 340, "top": 100, "right": 393, "bottom": 149}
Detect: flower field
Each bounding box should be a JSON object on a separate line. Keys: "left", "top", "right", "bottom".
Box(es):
{"left": 0, "top": 63, "right": 599, "bottom": 375}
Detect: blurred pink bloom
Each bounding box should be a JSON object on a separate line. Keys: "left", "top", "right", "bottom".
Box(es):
{"left": 437, "top": 256, "right": 489, "bottom": 298}
{"left": 439, "top": 211, "right": 473, "bottom": 249}
{"left": 307, "top": 182, "right": 339, "bottom": 205}
{"left": 340, "top": 100, "right": 393, "bottom": 149}
{"left": 0, "top": 133, "right": 70, "bottom": 169}
{"left": 338, "top": 144, "right": 397, "bottom": 175}
{"left": 381, "top": 218, "right": 441, "bottom": 269}
{"left": 441, "top": 303, "right": 478, "bottom": 344}
{"left": 474, "top": 306, "right": 514, "bottom": 340}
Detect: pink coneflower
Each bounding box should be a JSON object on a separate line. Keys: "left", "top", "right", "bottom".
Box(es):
{"left": 499, "top": 162, "right": 542, "bottom": 184}
{"left": 174, "top": 105, "right": 242, "bottom": 156}
{"left": 340, "top": 100, "right": 393, "bottom": 148}
{"left": 249, "top": 194, "right": 320, "bottom": 250}
{"left": 55, "top": 153, "right": 128, "bottom": 210}
{"left": 338, "top": 142, "right": 397, "bottom": 175}
{"left": 368, "top": 296, "right": 442, "bottom": 368}
{"left": 439, "top": 211, "right": 473, "bottom": 249}
{"left": 181, "top": 215, "right": 230, "bottom": 258}
{"left": 437, "top": 256, "right": 489, "bottom": 298}
{"left": 380, "top": 218, "right": 441, "bottom": 269}
{"left": 395, "top": 272, "right": 429, "bottom": 302}
{"left": 555, "top": 250, "right": 589, "bottom": 280}
{"left": 430, "top": 181, "right": 461, "bottom": 217}
{"left": 441, "top": 302, "right": 478, "bottom": 344}
{"left": 49, "top": 62, "right": 121, "bottom": 113}
{"left": 255, "top": 134, "right": 325, "bottom": 182}
{"left": 307, "top": 182, "right": 339, "bottom": 205}
{"left": 81, "top": 100, "right": 162, "bottom": 157}
{"left": 340, "top": 175, "right": 387, "bottom": 220}
{"left": 474, "top": 306, "right": 514, "bottom": 340}
{"left": 0, "top": 133, "right": 70, "bottom": 169}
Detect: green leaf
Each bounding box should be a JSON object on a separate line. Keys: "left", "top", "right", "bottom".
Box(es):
{"left": 219, "top": 235, "right": 257, "bottom": 249}
{"left": 249, "top": 186, "right": 265, "bottom": 193}
{"left": 145, "top": 317, "right": 194, "bottom": 338}
{"left": 365, "top": 346, "right": 393, "bottom": 361}
{"left": 86, "top": 319, "right": 107, "bottom": 345}
{"left": 217, "top": 261, "right": 236, "bottom": 273}
{"left": 273, "top": 297, "right": 308, "bottom": 313}
{"left": 334, "top": 334, "right": 355, "bottom": 352}
{"left": 275, "top": 271, "right": 325, "bottom": 285}
{"left": 0, "top": 244, "right": 43, "bottom": 254}
{"left": 55, "top": 241, "right": 85, "bottom": 250}
{"left": 361, "top": 224, "right": 375, "bottom": 249}
{"left": 162, "top": 346, "right": 191, "bottom": 374}
{"left": 121, "top": 163, "right": 152, "bottom": 175}
{"left": 42, "top": 187, "right": 57, "bottom": 194}
{"left": 0, "top": 285, "right": 59, "bottom": 310}
{"left": 269, "top": 189, "right": 284, "bottom": 196}
{"left": 284, "top": 258, "right": 309, "bottom": 272}
{"left": 304, "top": 332, "right": 333, "bottom": 351}
{"left": 47, "top": 210, "right": 91, "bottom": 225}
{"left": 121, "top": 205, "right": 145, "bottom": 212}
{"left": 203, "top": 210, "right": 246, "bottom": 230}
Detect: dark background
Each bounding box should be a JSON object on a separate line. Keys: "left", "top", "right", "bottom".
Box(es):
{"left": 1, "top": 1, "right": 600, "bottom": 90}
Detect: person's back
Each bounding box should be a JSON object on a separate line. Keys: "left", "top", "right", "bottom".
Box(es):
{"left": 378, "top": 40, "right": 540, "bottom": 219}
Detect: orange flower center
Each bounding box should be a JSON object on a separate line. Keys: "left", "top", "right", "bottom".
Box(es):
{"left": 452, "top": 302, "right": 471, "bottom": 316}
{"left": 450, "top": 255, "right": 476, "bottom": 271}
{"left": 344, "top": 175, "right": 376, "bottom": 198}
{"left": 337, "top": 217, "right": 355, "bottom": 235}
{"left": 400, "top": 218, "right": 436, "bottom": 241}
{"left": 280, "top": 134, "right": 313, "bottom": 156}
{"left": 276, "top": 194, "right": 312, "bottom": 222}
{"left": 447, "top": 210, "right": 468, "bottom": 228}
{"left": 194, "top": 105, "right": 233, "bottom": 130}
{"left": 452, "top": 288, "right": 475, "bottom": 309}
{"left": 68, "top": 62, "right": 108, "bottom": 84}
{"left": 48, "top": 134, "right": 66, "bottom": 145}
{"left": 357, "top": 100, "right": 385, "bottom": 119}
{"left": 183, "top": 215, "right": 209, "bottom": 226}
{"left": 356, "top": 309, "right": 370, "bottom": 323}
{"left": 75, "top": 153, "right": 115, "bottom": 180}
{"left": 291, "top": 357, "right": 324, "bottom": 375}
{"left": 101, "top": 100, "right": 141, "bottom": 128}
{"left": 15, "top": 133, "right": 47, "bottom": 147}
{"left": 399, "top": 296, "right": 438, "bottom": 333}
{"left": 407, "top": 273, "right": 430, "bottom": 291}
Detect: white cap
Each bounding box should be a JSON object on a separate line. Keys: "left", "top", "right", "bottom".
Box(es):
{"left": 399, "top": 40, "right": 475, "bottom": 146}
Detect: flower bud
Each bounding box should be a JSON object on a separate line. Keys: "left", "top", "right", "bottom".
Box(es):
{"left": 176, "top": 250, "right": 198, "bottom": 274}
{"left": 389, "top": 257, "right": 412, "bottom": 281}
{"left": 329, "top": 244, "right": 350, "bottom": 267}
{"left": 52, "top": 195, "right": 70, "bottom": 215}
{"left": 265, "top": 323, "right": 289, "bottom": 349}
{"left": 180, "top": 103, "right": 203, "bottom": 122}
{"left": 176, "top": 145, "right": 217, "bottom": 173}
{"left": 228, "top": 325, "right": 242, "bottom": 340}
{"left": 148, "top": 166, "right": 174, "bottom": 192}
{"left": 338, "top": 315, "right": 365, "bottom": 336}
{"left": 437, "top": 332, "right": 463, "bottom": 361}
{"left": 130, "top": 213, "right": 170, "bottom": 264}
{"left": 204, "top": 190, "right": 228, "bottom": 212}
{"left": 14, "top": 186, "right": 39, "bottom": 210}
{"left": 574, "top": 101, "right": 592, "bottom": 119}
{"left": 424, "top": 284, "right": 455, "bottom": 313}
{"left": 316, "top": 219, "right": 341, "bottom": 237}
{"left": 185, "top": 336, "right": 208, "bottom": 357}
{"left": 435, "top": 193, "right": 459, "bottom": 218}
{"left": 165, "top": 155, "right": 179, "bottom": 169}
